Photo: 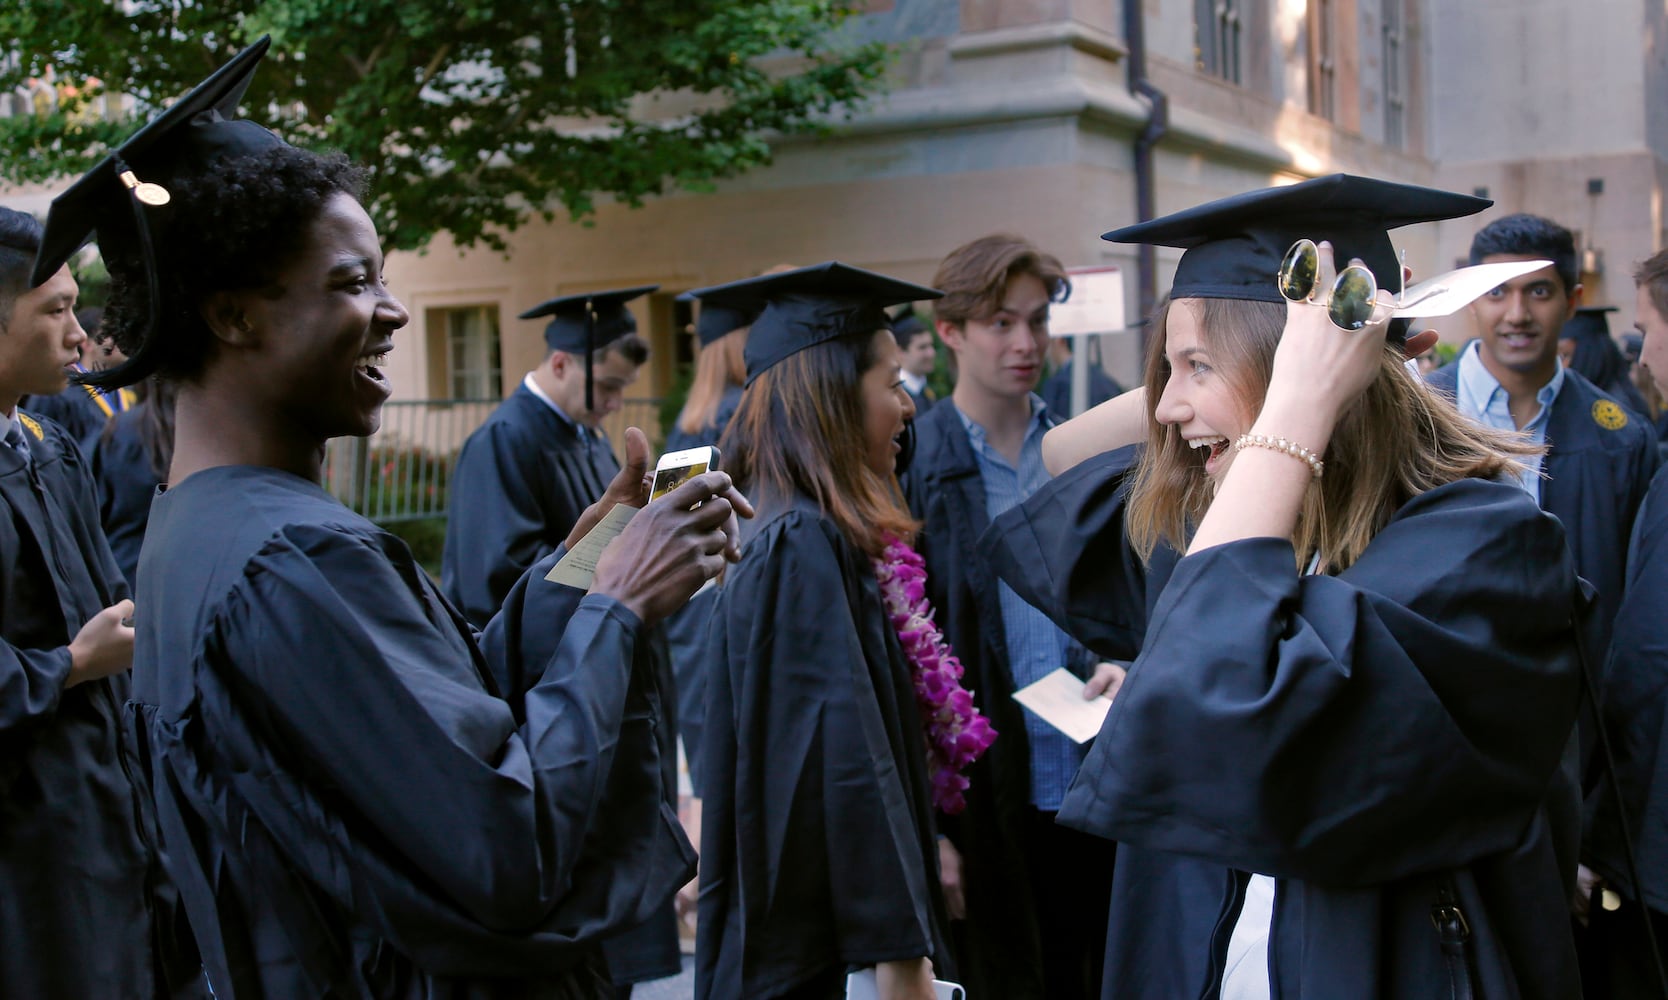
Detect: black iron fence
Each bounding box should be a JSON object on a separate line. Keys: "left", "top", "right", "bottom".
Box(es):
{"left": 323, "top": 397, "right": 666, "bottom": 523}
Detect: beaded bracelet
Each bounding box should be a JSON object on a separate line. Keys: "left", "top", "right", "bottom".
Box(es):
{"left": 1235, "top": 433, "right": 1324, "bottom": 479}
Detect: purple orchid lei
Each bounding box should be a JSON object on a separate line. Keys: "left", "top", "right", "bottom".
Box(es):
{"left": 872, "top": 534, "right": 997, "bottom": 815}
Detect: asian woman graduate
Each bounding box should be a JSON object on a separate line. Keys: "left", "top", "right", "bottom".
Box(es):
{"left": 689, "top": 263, "right": 995, "bottom": 1000}
{"left": 31, "top": 39, "right": 753, "bottom": 998}
{"left": 983, "top": 175, "right": 1592, "bottom": 998}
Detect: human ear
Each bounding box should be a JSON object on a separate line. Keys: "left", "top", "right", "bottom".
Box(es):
{"left": 934, "top": 318, "right": 965, "bottom": 351}
{"left": 200, "top": 291, "right": 258, "bottom": 347}
{"left": 1566, "top": 282, "right": 1585, "bottom": 318}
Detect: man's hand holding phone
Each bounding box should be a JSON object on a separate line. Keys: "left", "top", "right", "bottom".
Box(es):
{"left": 587, "top": 435, "right": 753, "bottom": 624}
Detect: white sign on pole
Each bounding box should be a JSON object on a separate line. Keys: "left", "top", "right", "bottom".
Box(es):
{"left": 1050, "top": 265, "right": 1126, "bottom": 336}
{"left": 1049, "top": 266, "right": 1127, "bottom": 417}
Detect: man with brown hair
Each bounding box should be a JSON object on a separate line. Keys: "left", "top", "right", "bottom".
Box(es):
{"left": 903, "top": 234, "right": 1122, "bottom": 1000}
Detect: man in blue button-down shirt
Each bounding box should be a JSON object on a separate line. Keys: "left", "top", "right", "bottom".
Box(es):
{"left": 1429, "top": 214, "right": 1657, "bottom": 652}
{"left": 904, "top": 234, "right": 1123, "bottom": 1000}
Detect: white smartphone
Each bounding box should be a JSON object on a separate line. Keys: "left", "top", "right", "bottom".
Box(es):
{"left": 845, "top": 968, "right": 966, "bottom": 1000}
{"left": 649, "top": 445, "right": 718, "bottom": 502}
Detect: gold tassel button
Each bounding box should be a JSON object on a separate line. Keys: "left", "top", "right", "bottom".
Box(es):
{"left": 118, "top": 170, "right": 171, "bottom": 206}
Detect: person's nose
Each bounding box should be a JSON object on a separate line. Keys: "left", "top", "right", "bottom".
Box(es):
{"left": 379, "top": 291, "right": 411, "bottom": 330}
{"left": 66, "top": 313, "right": 88, "bottom": 352}
{"left": 1153, "top": 374, "right": 1189, "bottom": 426}
{"left": 1503, "top": 290, "right": 1532, "bottom": 325}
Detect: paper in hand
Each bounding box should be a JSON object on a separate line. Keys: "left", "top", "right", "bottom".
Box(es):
{"left": 1013, "top": 667, "right": 1113, "bottom": 744}
{"left": 546, "top": 504, "right": 638, "bottom": 589}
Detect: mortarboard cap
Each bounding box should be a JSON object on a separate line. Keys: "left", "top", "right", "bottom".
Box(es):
{"left": 676, "top": 289, "right": 762, "bottom": 347}
{"left": 1560, "top": 305, "right": 1616, "bottom": 341}
{"left": 31, "top": 37, "right": 286, "bottom": 388}
{"left": 519, "top": 284, "right": 657, "bottom": 412}
{"left": 1103, "top": 174, "right": 1492, "bottom": 305}
{"left": 688, "top": 262, "right": 942, "bottom": 385}
{"left": 520, "top": 285, "right": 658, "bottom": 354}
{"left": 890, "top": 305, "right": 927, "bottom": 340}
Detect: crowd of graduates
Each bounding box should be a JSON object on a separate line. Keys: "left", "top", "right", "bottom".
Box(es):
{"left": 5, "top": 37, "right": 1668, "bottom": 1000}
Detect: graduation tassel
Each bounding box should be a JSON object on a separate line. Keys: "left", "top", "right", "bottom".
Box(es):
{"left": 584, "top": 297, "right": 595, "bottom": 416}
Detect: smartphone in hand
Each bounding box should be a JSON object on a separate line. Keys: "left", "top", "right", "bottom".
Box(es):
{"left": 650, "top": 446, "right": 719, "bottom": 503}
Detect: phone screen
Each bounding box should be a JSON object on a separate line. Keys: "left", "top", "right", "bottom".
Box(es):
{"left": 650, "top": 447, "right": 716, "bottom": 502}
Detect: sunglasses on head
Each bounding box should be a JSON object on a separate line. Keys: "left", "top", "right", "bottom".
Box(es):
{"left": 1276, "top": 239, "right": 1398, "bottom": 331}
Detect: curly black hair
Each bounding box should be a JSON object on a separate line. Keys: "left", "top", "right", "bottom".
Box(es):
{"left": 98, "top": 145, "right": 367, "bottom": 386}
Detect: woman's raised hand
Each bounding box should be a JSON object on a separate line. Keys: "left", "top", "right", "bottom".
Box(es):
{"left": 1262, "top": 240, "right": 1392, "bottom": 432}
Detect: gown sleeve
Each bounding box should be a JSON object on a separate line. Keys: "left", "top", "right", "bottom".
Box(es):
{"left": 204, "top": 523, "right": 688, "bottom": 955}
{"left": 0, "top": 427, "right": 130, "bottom": 737}
{"left": 1056, "top": 479, "right": 1583, "bottom": 888}
{"left": 707, "top": 514, "right": 937, "bottom": 979}
{"left": 980, "top": 445, "right": 1167, "bottom": 661}
{"left": 0, "top": 642, "right": 74, "bottom": 736}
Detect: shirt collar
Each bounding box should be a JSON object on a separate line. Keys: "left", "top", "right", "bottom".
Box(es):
{"left": 954, "top": 394, "right": 1051, "bottom": 447}
{"left": 522, "top": 372, "right": 584, "bottom": 433}
{"left": 1456, "top": 339, "right": 1565, "bottom": 415}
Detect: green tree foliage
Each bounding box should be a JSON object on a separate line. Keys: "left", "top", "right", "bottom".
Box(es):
{"left": 0, "top": 0, "right": 888, "bottom": 251}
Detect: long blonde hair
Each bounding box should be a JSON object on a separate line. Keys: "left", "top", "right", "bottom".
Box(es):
{"left": 677, "top": 325, "right": 748, "bottom": 435}
{"left": 1126, "top": 296, "right": 1540, "bottom": 572}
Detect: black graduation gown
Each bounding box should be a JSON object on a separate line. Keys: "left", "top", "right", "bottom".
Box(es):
{"left": 1586, "top": 462, "right": 1668, "bottom": 916}
{"left": 662, "top": 382, "right": 744, "bottom": 791}
{"left": 127, "top": 466, "right": 695, "bottom": 998}
{"left": 696, "top": 497, "right": 953, "bottom": 999}
{"left": 0, "top": 410, "right": 197, "bottom": 998}
{"left": 1428, "top": 364, "right": 1660, "bottom": 659}
{"left": 983, "top": 447, "right": 1588, "bottom": 999}
{"left": 1040, "top": 361, "right": 1122, "bottom": 419}
{"left": 443, "top": 385, "right": 620, "bottom": 629}
{"left": 901, "top": 399, "right": 1096, "bottom": 999}
{"left": 91, "top": 404, "right": 161, "bottom": 588}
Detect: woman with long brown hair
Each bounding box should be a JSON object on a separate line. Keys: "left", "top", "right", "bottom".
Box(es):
{"left": 692, "top": 263, "right": 992, "bottom": 999}
{"left": 986, "top": 175, "right": 1589, "bottom": 998}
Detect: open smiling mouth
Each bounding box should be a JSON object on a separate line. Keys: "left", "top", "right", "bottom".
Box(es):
{"left": 1189, "top": 435, "right": 1229, "bottom": 468}
{"left": 355, "top": 352, "right": 389, "bottom": 384}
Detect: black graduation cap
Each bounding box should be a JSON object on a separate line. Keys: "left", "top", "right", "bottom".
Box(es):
{"left": 1103, "top": 174, "right": 1492, "bottom": 305}
{"left": 31, "top": 37, "right": 286, "bottom": 389}
{"left": 519, "top": 284, "right": 657, "bottom": 412}
{"left": 1560, "top": 305, "right": 1616, "bottom": 341}
{"left": 687, "top": 262, "right": 941, "bottom": 385}
{"left": 890, "top": 305, "right": 927, "bottom": 340}
{"left": 675, "top": 290, "right": 762, "bottom": 347}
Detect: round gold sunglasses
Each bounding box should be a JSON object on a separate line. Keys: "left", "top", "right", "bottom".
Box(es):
{"left": 1276, "top": 238, "right": 1391, "bottom": 331}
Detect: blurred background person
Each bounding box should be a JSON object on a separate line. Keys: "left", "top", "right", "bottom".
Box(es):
{"left": 1559, "top": 305, "right": 1652, "bottom": 418}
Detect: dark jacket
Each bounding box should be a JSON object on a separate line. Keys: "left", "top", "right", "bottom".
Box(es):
{"left": 901, "top": 400, "right": 1088, "bottom": 998}
{"left": 1428, "top": 362, "right": 1659, "bottom": 658}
